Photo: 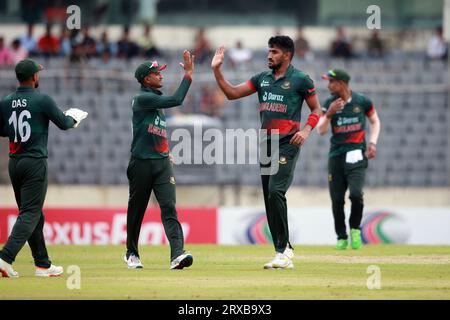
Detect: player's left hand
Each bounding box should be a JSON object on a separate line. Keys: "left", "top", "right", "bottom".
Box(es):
{"left": 366, "top": 143, "right": 377, "bottom": 159}
{"left": 290, "top": 128, "right": 311, "bottom": 146}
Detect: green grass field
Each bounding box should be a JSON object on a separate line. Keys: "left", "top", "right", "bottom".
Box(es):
{"left": 1, "top": 245, "right": 449, "bottom": 300}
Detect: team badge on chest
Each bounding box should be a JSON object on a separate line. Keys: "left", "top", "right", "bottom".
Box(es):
{"left": 278, "top": 156, "right": 287, "bottom": 165}
{"left": 281, "top": 81, "right": 291, "bottom": 90}
{"left": 352, "top": 105, "right": 361, "bottom": 113}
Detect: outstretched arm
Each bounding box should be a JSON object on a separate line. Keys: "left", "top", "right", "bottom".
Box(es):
{"left": 138, "top": 50, "right": 195, "bottom": 109}
{"left": 211, "top": 46, "right": 256, "bottom": 100}
{"left": 41, "top": 95, "right": 76, "bottom": 130}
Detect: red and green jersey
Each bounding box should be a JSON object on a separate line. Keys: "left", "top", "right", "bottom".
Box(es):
{"left": 248, "top": 64, "right": 316, "bottom": 144}
{"left": 0, "top": 86, "right": 75, "bottom": 158}
{"left": 130, "top": 75, "right": 191, "bottom": 159}
{"left": 322, "top": 91, "right": 375, "bottom": 157}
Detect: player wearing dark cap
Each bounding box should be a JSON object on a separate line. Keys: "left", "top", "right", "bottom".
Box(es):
{"left": 318, "top": 69, "right": 381, "bottom": 250}
{"left": 0, "top": 59, "right": 88, "bottom": 278}
{"left": 124, "top": 51, "right": 195, "bottom": 270}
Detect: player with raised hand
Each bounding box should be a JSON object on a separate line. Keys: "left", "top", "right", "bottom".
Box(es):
{"left": 124, "top": 50, "right": 195, "bottom": 270}
{"left": 212, "top": 36, "right": 322, "bottom": 269}
{"left": 0, "top": 59, "right": 88, "bottom": 278}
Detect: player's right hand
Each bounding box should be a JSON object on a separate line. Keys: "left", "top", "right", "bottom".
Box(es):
{"left": 211, "top": 46, "right": 225, "bottom": 70}
{"left": 326, "top": 98, "right": 345, "bottom": 117}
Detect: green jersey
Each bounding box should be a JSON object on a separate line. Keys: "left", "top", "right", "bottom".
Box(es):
{"left": 248, "top": 64, "right": 316, "bottom": 145}
{"left": 0, "top": 86, "right": 75, "bottom": 158}
{"left": 130, "top": 76, "right": 191, "bottom": 159}
{"left": 322, "top": 91, "right": 375, "bottom": 157}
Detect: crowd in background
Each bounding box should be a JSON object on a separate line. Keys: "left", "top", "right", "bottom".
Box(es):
{"left": 0, "top": 23, "right": 448, "bottom": 119}
{"left": 0, "top": 24, "right": 448, "bottom": 69}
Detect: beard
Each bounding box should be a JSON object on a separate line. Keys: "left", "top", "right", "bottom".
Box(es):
{"left": 268, "top": 61, "right": 282, "bottom": 71}
{"left": 34, "top": 81, "right": 39, "bottom": 88}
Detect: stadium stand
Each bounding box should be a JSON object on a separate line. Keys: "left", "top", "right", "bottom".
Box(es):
{"left": 0, "top": 51, "right": 448, "bottom": 187}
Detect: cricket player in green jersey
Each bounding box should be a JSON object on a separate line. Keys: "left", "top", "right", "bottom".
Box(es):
{"left": 317, "top": 69, "right": 381, "bottom": 250}
{"left": 124, "top": 51, "right": 194, "bottom": 270}
{"left": 0, "top": 59, "right": 88, "bottom": 278}
{"left": 212, "top": 36, "right": 322, "bottom": 269}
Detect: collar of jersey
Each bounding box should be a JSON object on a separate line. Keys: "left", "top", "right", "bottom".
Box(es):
{"left": 17, "top": 86, "right": 35, "bottom": 92}
{"left": 269, "top": 64, "right": 294, "bottom": 81}
{"left": 141, "top": 85, "right": 162, "bottom": 95}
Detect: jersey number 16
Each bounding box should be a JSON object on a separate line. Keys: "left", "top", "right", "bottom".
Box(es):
{"left": 8, "top": 110, "right": 32, "bottom": 143}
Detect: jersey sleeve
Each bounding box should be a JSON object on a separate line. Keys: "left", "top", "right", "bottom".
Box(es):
{"left": 40, "top": 94, "right": 76, "bottom": 130}
{"left": 136, "top": 75, "right": 192, "bottom": 110}
{"left": 364, "top": 96, "right": 376, "bottom": 117}
{"left": 247, "top": 72, "right": 262, "bottom": 93}
{"left": 0, "top": 101, "right": 6, "bottom": 137}
{"left": 299, "top": 75, "right": 316, "bottom": 99}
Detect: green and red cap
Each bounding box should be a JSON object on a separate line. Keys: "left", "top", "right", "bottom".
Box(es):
{"left": 15, "top": 59, "right": 44, "bottom": 82}
{"left": 135, "top": 60, "right": 167, "bottom": 83}
{"left": 321, "top": 69, "right": 351, "bottom": 82}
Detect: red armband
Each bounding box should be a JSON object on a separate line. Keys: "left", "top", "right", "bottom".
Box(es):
{"left": 306, "top": 113, "right": 320, "bottom": 129}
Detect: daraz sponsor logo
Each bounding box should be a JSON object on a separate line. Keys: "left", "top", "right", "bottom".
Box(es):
{"left": 262, "top": 92, "right": 284, "bottom": 102}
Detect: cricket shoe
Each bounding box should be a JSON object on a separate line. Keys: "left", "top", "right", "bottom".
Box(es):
{"left": 0, "top": 258, "right": 19, "bottom": 278}
{"left": 336, "top": 239, "right": 348, "bottom": 250}
{"left": 170, "top": 252, "right": 193, "bottom": 270}
{"left": 35, "top": 265, "right": 64, "bottom": 277}
{"left": 263, "top": 247, "right": 294, "bottom": 270}
{"left": 124, "top": 254, "right": 143, "bottom": 269}
{"left": 351, "top": 229, "right": 362, "bottom": 250}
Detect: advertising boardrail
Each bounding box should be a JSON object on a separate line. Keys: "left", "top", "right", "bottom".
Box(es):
{"left": 1, "top": 207, "right": 450, "bottom": 245}
{"left": 0, "top": 208, "right": 217, "bottom": 245}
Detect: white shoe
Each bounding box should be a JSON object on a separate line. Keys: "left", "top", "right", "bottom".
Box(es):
{"left": 0, "top": 258, "right": 19, "bottom": 278}
{"left": 283, "top": 247, "right": 294, "bottom": 260}
{"left": 35, "top": 265, "right": 64, "bottom": 277}
{"left": 124, "top": 254, "right": 143, "bottom": 269}
{"left": 263, "top": 248, "right": 294, "bottom": 270}
{"left": 170, "top": 252, "right": 193, "bottom": 270}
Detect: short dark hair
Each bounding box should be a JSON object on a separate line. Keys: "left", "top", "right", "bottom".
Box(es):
{"left": 268, "top": 35, "right": 295, "bottom": 60}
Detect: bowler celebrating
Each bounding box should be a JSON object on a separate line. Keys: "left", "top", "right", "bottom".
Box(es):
{"left": 212, "top": 36, "right": 322, "bottom": 269}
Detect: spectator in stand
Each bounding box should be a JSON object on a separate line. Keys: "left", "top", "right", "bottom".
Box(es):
{"left": 367, "top": 30, "right": 384, "bottom": 58}
{"left": 330, "top": 26, "right": 353, "bottom": 59}
{"left": 20, "top": 24, "right": 38, "bottom": 56}
{"left": 38, "top": 24, "right": 60, "bottom": 58}
{"left": 97, "top": 31, "right": 118, "bottom": 57}
{"left": 0, "top": 37, "right": 13, "bottom": 66}
{"left": 228, "top": 40, "right": 252, "bottom": 69}
{"left": 138, "top": 24, "right": 161, "bottom": 58}
{"left": 90, "top": 49, "right": 118, "bottom": 73}
{"left": 59, "top": 27, "right": 72, "bottom": 57}
{"left": 427, "top": 26, "right": 448, "bottom": 61}
{"left": 117, "top": 26, "right": 139, "bottom": 60}
{"left": 193, "top": 27, "right": 212, "bottom": 64}
{"left": 80, "top": 26, "right": 97, "bottom": 59}
{"left": 295, "top": 27, "right": 314, "bottom": 61}
{"left": 10, "top": 39, "right": 29, "bottom": 64}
